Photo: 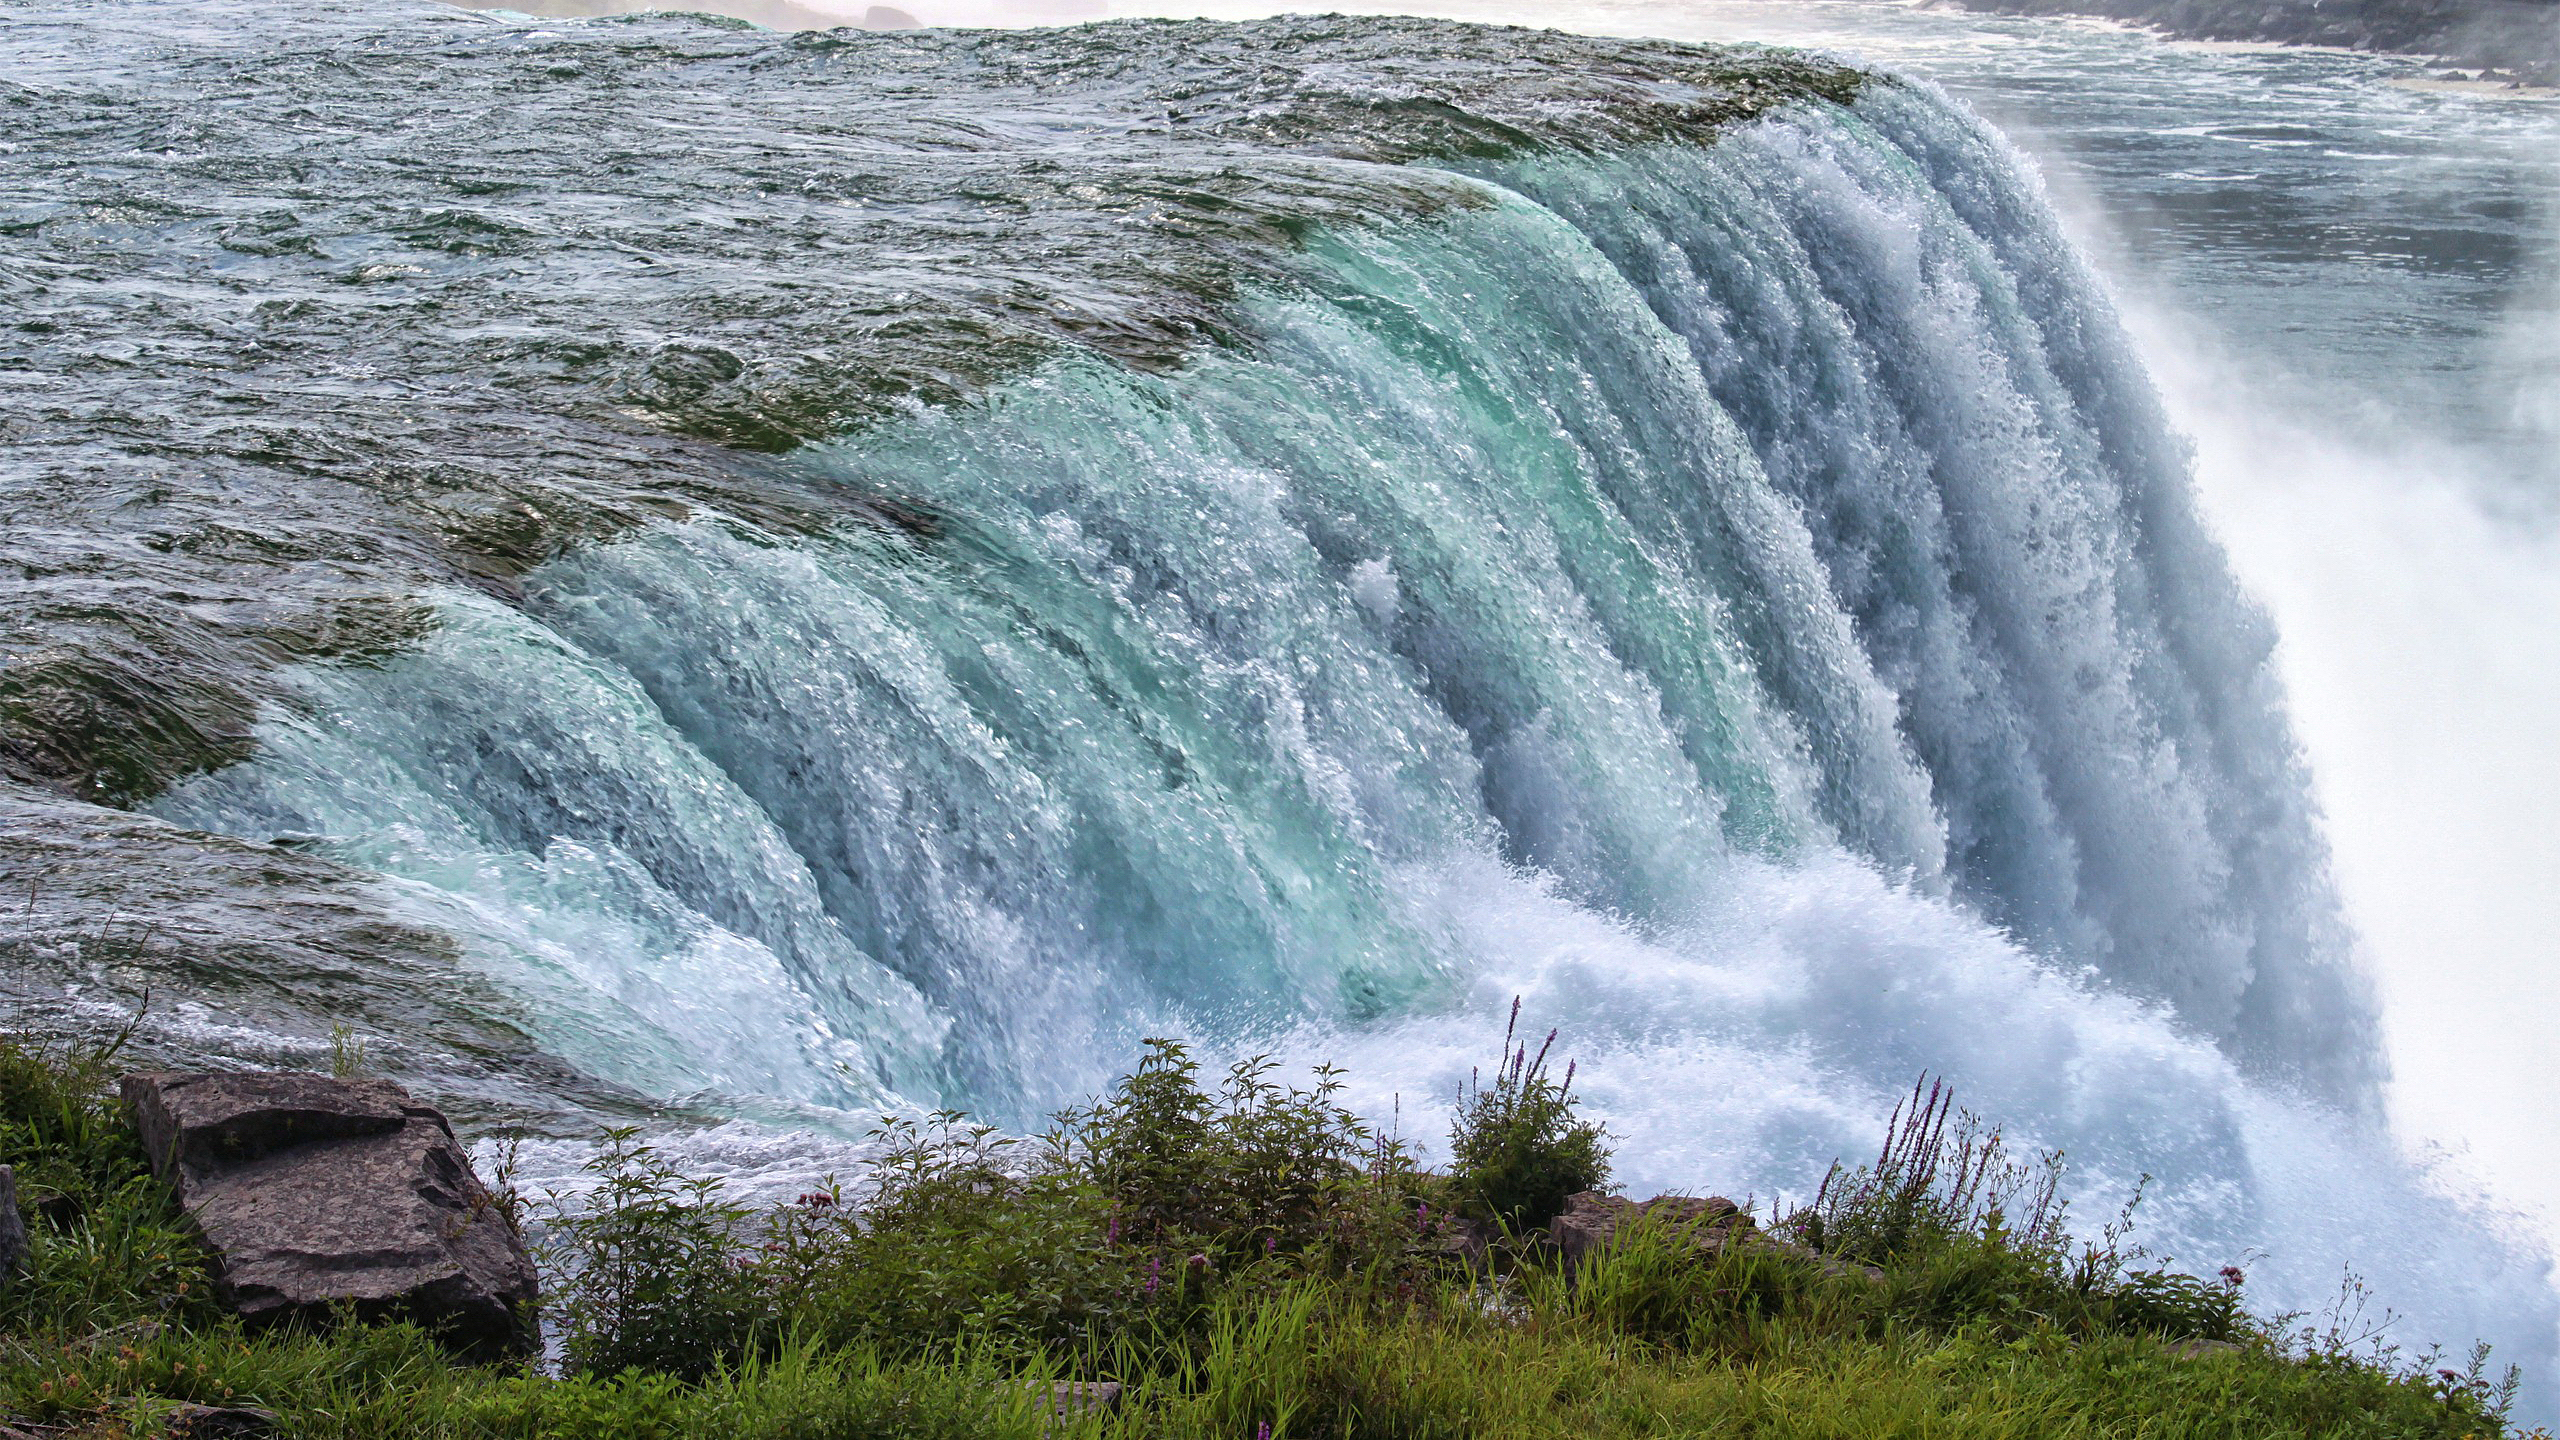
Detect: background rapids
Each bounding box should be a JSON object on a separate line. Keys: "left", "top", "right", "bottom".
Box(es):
{"left": 2, "top": 0, "right": 2552, "bottom": 1406}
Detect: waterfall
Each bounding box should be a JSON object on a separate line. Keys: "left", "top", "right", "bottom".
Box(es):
{"left": 147, "top": 81, "right": 2555, "bottom": 1383}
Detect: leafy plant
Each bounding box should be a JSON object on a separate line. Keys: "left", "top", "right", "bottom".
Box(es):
{"left": 1445, "top": 1000, "right": 1609, "bottom": 1230}
{"left": 764, "top": 1113, "right": 1133, "bottom": 1360}
{"left": 1782, "top": 1075, "right": 2267, "bottom": 1350}
{"left": 1786, "top": 1074, "right": 2065, "bottom": 1267}
{"left": 1060, "top": 1039, "right": 1432, "bottom": 1277}
{"left": 328, "top": 1021, "right": 370, "bottom": 1080}
{"left": 1527, "top": 1206, "right": 1815, "bottom": 1354}
{"left": 542, "top": 1128, "right": 765, "bottom": 1379}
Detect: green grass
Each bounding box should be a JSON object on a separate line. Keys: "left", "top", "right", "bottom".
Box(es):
{"left": 0, "top": 1030, "right": 2538, "bottom": 1440}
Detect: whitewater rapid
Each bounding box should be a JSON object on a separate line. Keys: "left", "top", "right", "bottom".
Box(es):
{"left": 135, "top": 65, "right": 2559, "bottom": 1396}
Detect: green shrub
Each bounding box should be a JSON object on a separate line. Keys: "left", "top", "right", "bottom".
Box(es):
{"left": 1527, "top": 1207, "right": 1822, "bottom": 1355}
{"left": 544, "top": 1127, "right": 768, "bottom": 1379}
{"left": 1782, "top": 1076, "right": 2272, "bottom": 1353}
{"left": 763, "top": 1113, "right": 1134, "bottom": 1359}
{"left": 1444, "top": 1001, "right": 1608, "bottom": 1230}
{"left": 538, "top": 1041, "right": 1444, "bottom": 1379}
{"left": 1060, "top": 1040, "right": 1434, "bottom": 1278}
{"left": 2, "top": 1027, "right": 148, "bottom": 1209}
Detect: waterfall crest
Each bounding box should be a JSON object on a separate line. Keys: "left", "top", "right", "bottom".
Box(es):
{"left": 145, "top": 83, "right": 2550, "bottom": 1382}
{"left": 156, "top": 86, "right": 2370, "bottom": 1109}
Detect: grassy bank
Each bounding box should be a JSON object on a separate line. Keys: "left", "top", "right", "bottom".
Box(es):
{"left": 0, "top": 1024, "right": 2535, "bottom": 1439}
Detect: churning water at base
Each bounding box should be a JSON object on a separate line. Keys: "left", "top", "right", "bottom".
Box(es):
{"left": 139, "top": 66, "right": 2560, "bottom": 1395}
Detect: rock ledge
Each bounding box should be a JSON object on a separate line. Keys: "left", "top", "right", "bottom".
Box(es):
{"left": 122, "top": 1072, "right": 537, "bottom": 1360}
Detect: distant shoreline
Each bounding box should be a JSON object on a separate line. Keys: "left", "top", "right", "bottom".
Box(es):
{"left": 1924, "top": 0, "right": 2559, "bottom": 86}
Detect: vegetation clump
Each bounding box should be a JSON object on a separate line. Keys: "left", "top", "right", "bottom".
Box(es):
{"left": 550, "top": 1039, "right": 1446, "bottom": 1382}
{"left": 1444, "top": 999, "right": 1610, "bottom": 1232}
{"left": 0, "top": 1022, "right": 2540, "bottom": 1439}
{"left": 1779, "top": 1076, "right": 2260, "bottom": 1347}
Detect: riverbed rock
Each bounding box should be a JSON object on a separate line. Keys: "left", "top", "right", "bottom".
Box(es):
{"left": 1429, "top": 1211, "right": 1500, "bottom": 1271}
{"left": 1548, "top": 1191, "right": 1752, "bottom": 1269}
{"left": 1546, "top": 1191, "right": 1886, "bottom": 1283}
{"left": 0, "top": 1165, "right": 26, "bottom": 1282}
{"left": 1047, "top": 1381, "right": 1123, "bottom": 1416}
{"left": 120, "top": 1071, "right": 536, "bottom": 1359}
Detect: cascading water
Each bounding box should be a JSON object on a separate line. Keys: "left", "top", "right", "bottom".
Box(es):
{"left": 5, "top": 1, "right": 2552, "bottom": 1408}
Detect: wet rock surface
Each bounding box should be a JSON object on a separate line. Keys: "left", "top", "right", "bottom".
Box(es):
{"left": 121, "top": 1072, "right": 537, "bottom": 1359}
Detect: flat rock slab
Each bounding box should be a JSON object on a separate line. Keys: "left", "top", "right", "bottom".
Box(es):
{"left": 122, "top": 1072, "right": 537, "bottom": 1359}
{"left": 1546, "top": 1191, "right": 1881, "bottom": 1283}
{"left": 1550, "top": 1191, "right": 1750, "bottom": 1269}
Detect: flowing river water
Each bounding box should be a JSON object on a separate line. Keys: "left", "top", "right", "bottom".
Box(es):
{"left": 3, "top": 0, "right": 2555, "bottom": 1406}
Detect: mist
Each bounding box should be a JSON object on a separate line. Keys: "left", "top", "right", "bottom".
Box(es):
{"left": 2119, "top": 284, "right": 2560, "bottom": 1248}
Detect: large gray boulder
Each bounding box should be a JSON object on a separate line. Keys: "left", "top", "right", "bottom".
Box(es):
{"left": 120, "top": 1072, "right": 537, "bottom": 1359}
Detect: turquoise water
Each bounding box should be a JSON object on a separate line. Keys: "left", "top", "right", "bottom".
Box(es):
{"left": 2, "top": 0, "right": 2552, "bottom": 1405}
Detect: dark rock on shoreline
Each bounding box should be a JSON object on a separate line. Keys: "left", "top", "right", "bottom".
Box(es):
{"left": 1547, "top": 1191, "right": 1890, "bottom": 1283}
{"left": 1551, "top": 1191, "right": 1754, "bottom": 1269}
{"left": 1045, "top": 1382, "right": 1124, "bottom": 1417}
{"left": 0, "top": 1166, "right": 26, "bottom": 1282}
{"left": 121, "top": 1072, "right": 538, "bottom": 1360}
